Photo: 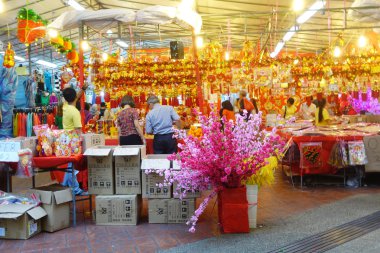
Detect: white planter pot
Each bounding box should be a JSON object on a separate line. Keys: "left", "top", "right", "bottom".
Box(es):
{"left": 246, "top": 184, "right": 258, "bottom": 228}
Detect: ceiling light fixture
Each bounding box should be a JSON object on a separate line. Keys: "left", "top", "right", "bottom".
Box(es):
{"left": 358, "top": 35, "right": 367, "bottom": 48}
{"left": 102, "top": 53, "right": 108, "bottom": 61}
{"left": 196, "top": 36, "right": 203, "bottom": 48}
{"left": 115, "top": 40, "right": 129, "bottom": 48}
{"left": 225, "top": 52, "right": 230, "bottom": 61}
{"left": 48, "top": 29, "right": 58, "bottom": 38}
{"left": 67, "top": 0, "right": 85, "bottom": 11}
{"left": 296, "top": 0, "right": 325, "bottom": 24}
{"left": 293, "top": 0, "right": 304, "bottom": 12}
{"left": 333, "top": 46, "right": 341, "bottom": 58}
{"left": 0, "top": 0, "right": 4, "bottom": 13}
{"left": 81, "top": 40, "right": 90, "bottom": 51}
{"left": 36, "top": 60, "right": 57, "bottom": 68}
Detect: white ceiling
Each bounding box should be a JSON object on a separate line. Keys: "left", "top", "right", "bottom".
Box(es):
{"left": 0, "top": 0, "right": 374, "bottom": 66}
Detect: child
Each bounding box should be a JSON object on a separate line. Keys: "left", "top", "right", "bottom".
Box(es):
{"left": 62, "top": 86, "right": 88, "bottom": 195}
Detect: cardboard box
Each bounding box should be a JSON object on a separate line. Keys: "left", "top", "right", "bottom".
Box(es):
{"left": 141, "top": 155, "right": 171, "bottom": 198}
{"left": 0, "top": 137, "right": 37, "bottom": 162}
{"left": 82, "top": 134, "right": 105, "bottom": 152}
{"left": 95, "top": 195, "right": 141, "bottom": 225}
{"left": 172, "top": 182, "right": 201, "bottom": 199}
{"left": 114, "top": 146, "right": 142, "bottom": 195}
{"left": 148, "top": 199, "right": 195, "bottom": 224}
{"left": 84, "top": 146, "right": 114, "bottom": 195}
{"left": 0, "top": 205, "right": 47, "bottom": 239}
{"left": 32, "top": 184, "right": 73, "bottom": 232}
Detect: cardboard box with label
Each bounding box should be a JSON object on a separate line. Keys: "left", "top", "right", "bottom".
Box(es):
{"left": 84, "top": 146, "right": 114, "bottom": 195}
{"left": 0, "top": 205, "right": 47, "bottom": 239}
{"left": 148, "top": 199, "right": 195, "bottom": 224}
{"left": 95, "top": 195, "right": 141, "bottom": 225}
{"left": 82, "top": 133, "right": 105, "bottom": 152}
{"left": 32, "top": 184, "right": 73, "bottom": 232}
{"left": 114, "top": 146, "right": 146, "bottom": 195}
{"left": 141, "top": 155, "right": 171, "bottom": 198}
{"left": 171, "top": 161, "right": 201, "bottom": 198}
{"left": 0, "top": 137, "right": 37, "bottom": 162}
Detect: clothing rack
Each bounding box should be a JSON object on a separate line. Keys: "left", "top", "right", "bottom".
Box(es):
{"left": 13, "top": 105, "right": 57, "bottom": 114}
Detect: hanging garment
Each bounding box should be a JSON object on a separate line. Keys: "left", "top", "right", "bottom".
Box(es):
{"left": 44, "top": 71, "right": 52, "bottom": 93}
{"left": 13, "top": 113, "right": 18, "bottom": 137}
{"left": 47, "top": 113, "right": 55, "bottom": 127}
{"left": 41, "top": 93, "right": 50, "bottom": 106}
{"left": 0, "top": 55, "right": 18, "bottom": 139}
{"left": 49, "top": 94, "right": 58, "bottom": 104}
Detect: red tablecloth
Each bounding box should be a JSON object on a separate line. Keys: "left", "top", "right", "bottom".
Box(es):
{"left": 279, "top": 132, "right": 366, "bottom": 175}
{"left": 33, "top": 154, "right": 85, "bottom": 169}
{"left": 33, "top": 154, "right": 88, "bottom": 191}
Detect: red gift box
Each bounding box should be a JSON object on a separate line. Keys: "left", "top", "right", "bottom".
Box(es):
{"left": 218, "top": 186, "right": 249, "bottom": 233}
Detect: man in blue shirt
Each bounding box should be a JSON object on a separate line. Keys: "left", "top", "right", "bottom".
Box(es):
{"left": 145, "top": 95, "right": 181, "bottom": 154}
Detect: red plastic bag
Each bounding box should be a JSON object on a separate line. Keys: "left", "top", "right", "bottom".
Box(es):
{"left": 218, "top": 186, "right": 249, "bottom": 233}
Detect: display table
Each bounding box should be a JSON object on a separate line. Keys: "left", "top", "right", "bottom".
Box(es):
{"left": 279, "top": 132, "right": 365, "bottom": 175}
{"left": 32, "top": 154, "right": 89, "bottom": 226}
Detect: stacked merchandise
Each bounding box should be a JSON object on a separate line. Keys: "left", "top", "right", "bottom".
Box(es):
{"left": 141, "top": 155, "right": 200, "bottom": 224}
{"left": 84, "top": 145, "right": 144, "bottom": 225}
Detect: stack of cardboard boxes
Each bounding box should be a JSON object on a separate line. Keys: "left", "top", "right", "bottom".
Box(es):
{"left": 141, "top": 155, "right": 200, "bottom": 224}
{"left": 84, "top": 145, "right": 145, "bottom": 225}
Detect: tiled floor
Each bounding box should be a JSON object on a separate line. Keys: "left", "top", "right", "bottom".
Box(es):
{"left": 2, "top": 171, "right": 380, "bottom": 253}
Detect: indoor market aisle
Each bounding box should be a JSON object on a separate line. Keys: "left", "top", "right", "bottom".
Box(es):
{"left": 2, "top": 171, "right": 380, "bottom": 253}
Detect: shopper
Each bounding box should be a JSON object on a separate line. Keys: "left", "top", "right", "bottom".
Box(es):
{"left": 220, "top": 100, "right": 235, "bottom": 122}
{"left": 299, "top": 95, "right": 316, "bottom": 120}
{"left": 84, "top": 103, "right": 92, "bottom": 124}
{"left": 55, "top": 103, "right": 63, "bottom": 129}
{"left": 145, "top": 95, "right": 181, "bottom": 154}
{"left": 238, "top": 90, "right": 254, "bottom": 119}
{"left": 315, "top": 98, "right": 331, "bottom": 126}
{"left": 283, "top": 97, "right": 297, "bottom": 120}
{"left": 100, "top": 102, "right": 112, "bottom": 120}
{"left": 62, "top": 86, "right": 88, "bottom": 195}
{"left": 117, "top": 95, "right": 145, "bottom": 145}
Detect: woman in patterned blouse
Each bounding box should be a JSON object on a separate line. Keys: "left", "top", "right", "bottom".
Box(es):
{"left": 116, "top": 95, "right": 146, "bottom": 145}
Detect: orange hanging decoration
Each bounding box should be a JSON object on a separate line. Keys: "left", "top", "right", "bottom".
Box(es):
{"left": 3, "top": 43, "right": 15, "bottom": 68}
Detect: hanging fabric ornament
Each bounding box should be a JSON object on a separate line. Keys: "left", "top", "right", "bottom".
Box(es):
{"left": 3, "top": 43, "right": 15, "bottom": 68}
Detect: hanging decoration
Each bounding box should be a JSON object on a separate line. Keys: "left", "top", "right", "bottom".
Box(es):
{"left": 17, "top": 8, "right": 47, "bottom": 45}
{"left": 3, "top": 43, "right": 15, "bottom": 68}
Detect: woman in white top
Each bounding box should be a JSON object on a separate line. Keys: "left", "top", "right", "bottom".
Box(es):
{"left": 299, "top": 96, "right": 316, "bottom": 120}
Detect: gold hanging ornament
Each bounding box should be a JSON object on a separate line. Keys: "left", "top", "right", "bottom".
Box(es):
{"left": 3, "top": 43, "right": 15, "bottom": 68}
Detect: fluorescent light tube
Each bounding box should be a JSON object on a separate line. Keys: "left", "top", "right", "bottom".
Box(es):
{"left": 274, "top": 41, "right": 285, "bottom": 54}
{"left": 67, "top": 0, "right": 85, "bottom": 10}
{"left": 36, "top": 60, "right": 57, "bottom": 68}
{"left": 115, "top": 40, "right": 129, "bottom": 48}
{"left": 15, "top": 56, "right": 26, "bottom": 61}
{"left": 296, "top": 0, "right": 325, "bottom": 24}
{"left": 283, "top": 26, "right": 297, "bottom": 41}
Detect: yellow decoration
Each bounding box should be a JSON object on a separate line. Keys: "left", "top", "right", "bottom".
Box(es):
{"left": 244, "top": 156, "right": 278, "bottom": 187}
{"left": 3, "top": 43, "right": 15, "bottom": 68}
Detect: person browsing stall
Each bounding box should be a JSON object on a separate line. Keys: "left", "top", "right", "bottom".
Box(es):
{"left": 299, "top": 95, "right": 316, "bottom": 120}
{"left": 283, "top": 97, "right": 297, "bottom": 120}
{"left": 315, "top": 98, "right": 331, "bottom": 126}
{"left": 61, "top": 84, "right": 88, "bottom": 195}
{"left": 145, "top": 95, "right": 181, "bottom": 154}
{"left": 238, "top": 90, "right": 255, "bottom": 119}
{"left": 117, "top": 95, "right": 145, "bottom": 145}
{"left": 220, "top": 100, "right": 236, "bottom": 122}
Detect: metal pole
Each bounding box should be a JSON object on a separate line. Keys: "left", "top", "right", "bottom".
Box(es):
{"left": 79, "top": 21, "right": 85, "bottom": 129}
{"left": 191, "top": 31, "right": 204, "bottom": 114}
{"left": 28, "top": 45, "right": 32, "bottom": 75}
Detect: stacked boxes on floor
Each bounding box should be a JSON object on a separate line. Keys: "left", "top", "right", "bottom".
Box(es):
{"left": 84, "top": 145, "right": 145, "bottom": 225}
{"left": 141, "top": 155, "right": 200, "bottom": 224}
